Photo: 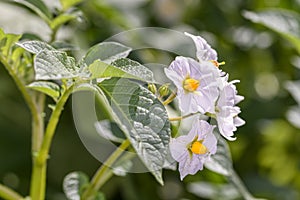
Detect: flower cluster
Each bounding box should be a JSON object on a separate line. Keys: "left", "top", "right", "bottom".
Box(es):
{"left": 165, "top": 32, "right": 245, "bottom": 180}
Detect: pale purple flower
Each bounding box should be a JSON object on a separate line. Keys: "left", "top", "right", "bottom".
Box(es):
{"left": 164, "top": 56, "right": 220, "bottom": 114}
{"left": 184, "top": 32, "right": 218, "bottom": 63}
{"left": 170, "top": 119, "right": 217, "bottom": 180}
{"left": 215, "top": 76, "right": 245, "bottom": 141}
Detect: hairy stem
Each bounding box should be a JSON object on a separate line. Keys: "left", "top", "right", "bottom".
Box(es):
{"left": 81, "top": 139, "right": 131, "bottom": 200}
{"left": 30, "top": 84, "right": 74, "bottom": 200}
{"left": 0, "top": 184, "right": 23, "bottom": 200}
{"left": 163, "top": 91, "right": 176, "bottom": 106}
{"left": 169, "top": 112, "right": 197, "bottom": 121}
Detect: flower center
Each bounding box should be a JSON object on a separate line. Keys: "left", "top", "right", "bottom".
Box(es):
{"left": 183, "top": 78, "right": 200, "bottom": 92}
{"left": 190, "top": 141, "right": 208, "bottom": 155}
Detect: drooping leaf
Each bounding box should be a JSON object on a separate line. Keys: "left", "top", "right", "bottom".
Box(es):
{"left": 14, "top": 0, "right": 52, "bottom": 23}
{"left": 60, "top": 0, "right": 83, "bottom": 11}
{"left": 204, "top": 132, "right": 233, "bottom": 176}
{"left": 84, "top": 42, "right": 132, "bottom": 66}
{"left": 17, "top": 40, "right": 55, "bottom": 54}
{"left": 50, "top": 11, "right": 81, "bottom": 31}
{"left": 243, "top": 9, "right": 300, "bottom": 53}
{"left": 89, "top": 60, "right": 145, "bottom": 80}
{"left": 111, "top": 58, "right": 154, "bottom": 82}
{"left": 27, "top": 81, "right": 60, "bottom": 101}
{"left": 98, "top": 78, "right": 171, "bottom": 185}
{"left": 94, "top": 120, "right": 126, "bottom": 143}
{"left": 63, "top": 171, "right": 89, "bottom": 200}
{"left": 34, "top": 50, "right": 78, "bottom": 80}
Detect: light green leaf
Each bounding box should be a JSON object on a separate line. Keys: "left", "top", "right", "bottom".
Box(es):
{"left": 99, "top": 78, "right": 171, "bottom": 185}
{"left": 50, "top": 11, "right": 81, "bottom": 31}
{"left": 63, "top": 171, "right": 89, "bottom": 200}
{"left": 243, "top": 9, "right": 300, "bottom": 53}
{"left": 27, "top": 81, "right": 60, "bottom": 100}
{"left": 60, "top": 0, "right": 83, "bottom": 11}
{"left": 17, "top": 40, "right": 55, "bottom": 54}
{"left": 0, "top": 29, "right": 21, "bottom": 57}
{"left": 111, "top": 58, "right": 154, "bottom": 82}
{"left": 14, "top": 0, "right": 52, "bottom": 23}
{"left": 89, "top": 60, "right": 144, "bottom": 80}
{"left": 204, "top": 133, "right": 233, "bottom": 176}
{"left": 34, "top": 50, "right": 78, "bottom": 80}
{"left": 84, "top": 42, "right": 132, "bottom": 66}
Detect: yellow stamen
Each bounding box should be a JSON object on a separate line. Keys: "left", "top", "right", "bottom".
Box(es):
{"left": 210, "top": 60, "right": 225, "bottom": 67}
{"left": 190, "top": 141, "right": 208, "bottom": 154}
{"left": 183, "top": 78, "right": 200, "bottom": 92}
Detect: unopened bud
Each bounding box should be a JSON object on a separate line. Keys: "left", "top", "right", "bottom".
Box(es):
{"left": 148, "top": 83, "right": 157, "bottom": 94}
{"left": 158, "top": 84, "right": 170, "bottom": 97}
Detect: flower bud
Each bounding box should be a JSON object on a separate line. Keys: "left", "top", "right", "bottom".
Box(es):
{"left": 148, "top": 83, "right": 157, "bottom": 94}
{"left": 158, "top": 84, "right": 170, "bottom": 97}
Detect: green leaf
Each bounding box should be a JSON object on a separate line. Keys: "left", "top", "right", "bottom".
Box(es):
{"left": 14, "top": 0, "right": 52, "bottom": 23}
{"left": 204, "top": 132, "right": 233, "bottom": 176}
{"left": 84, "top": 42, "right": 132, "bottom": 66}
{"left": 60, "top": 0, "right": 83, "bottom": 11}
{"left": 111, "top": 58, "right": 154, "bottom": 82}
{"left": 95, "top": 120, "right": 126, "bottom": 143}
{"left": 50, "top": 11, "right": 81, "bottom": 31}
{"left": 34, "top": 50, "right": 78, "bottom": 80}
{"left": 243, "top": 9, "right": 300, "bottom": 53}
{"left": 51, "top": 41, "right": 79, "bottom": 51}
{"left": 27, "top": 81, "right": 60, "bottom": 100}
{"left": 63, "top": 171, "right": 89, "bottom": 200}
{"left": 98, "top": 78, "right": 171, "bottom": 185}
{"left": 17, "top": 40, "right": 55, "bottom": 54}
{"left": 89, "top": 60, "right": 145, "bottom": 80}
{"left": 0, "top": 29, "right": 22, "bottom": 57}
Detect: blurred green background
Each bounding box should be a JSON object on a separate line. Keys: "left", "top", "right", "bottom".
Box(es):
{"left": 1, "top": 0, "right": 300, "bottom": 199}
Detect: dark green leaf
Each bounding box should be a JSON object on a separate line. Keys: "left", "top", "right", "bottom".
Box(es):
{"left": 14, "top": 0, "right": 52, "bottom": 23}
{"left": 63, "top": 171, "right": 89, "bottom": 200}
{"left": 111, "top": 58, "right": 154, "bottom": 82}
{"left": 17, "top": 40, "right": 55, "bottom": 54}
{"left": 204, "top": 132, "right": 233, "bottom": 176}
{"left": 27, "top": 81, "right": 60, "bottom": 100}
{"left": 243, "top": 9, "right": 300, "bottom": 53}
{"left": 34, "top": 50, "right": 78, "bottom": 80}
{"left": 98, "top": 78, "right": 171, "bottom": 185}
{"left": 84, "top": 42, "right": 132, "bottom": 66}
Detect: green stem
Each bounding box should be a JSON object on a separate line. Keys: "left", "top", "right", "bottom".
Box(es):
{"left": 81, "top": 139, "right": 131, "bottom": 200}
{"left": 0, "top": 184, "right": 23, "bottom": 200}
{"left": 30, "top": 84, "right": 74, "bottom": 200}
{"left": 0, "top": 56, "right": 42, "bottom": 152}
